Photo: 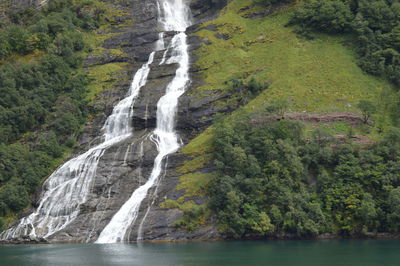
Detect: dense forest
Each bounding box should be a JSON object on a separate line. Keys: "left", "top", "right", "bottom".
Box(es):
{"left": 0, "top": 0, "right": 104, "bottom": 229}
{"left": 207, "top": 0, "right": 400, "bottom": 238}
{"left": 210, "top": 112, "right": 400, "bottom": 237}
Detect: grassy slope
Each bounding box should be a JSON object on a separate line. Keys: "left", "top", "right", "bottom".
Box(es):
{"left": 195, "top": 0, "right": 390, "bottom": 113}
{"left": 167, "top": 0, "right": 393, "bottom": 228}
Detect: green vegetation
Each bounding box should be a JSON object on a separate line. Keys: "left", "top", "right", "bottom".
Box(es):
{"left": 357, "top": 100, "right": 377, "bottom": 124}
{"left": 290, "top": 0, "right": 400, "bottom": 87}
{"left": 0, "top": 0, "right": 102, "bottom": 59}
{"left": 1, "top": 0, "right": 399, "bottom": 240}
{"left": 289, "top": 0, "right": 400, "bottom": 130}
{"left": 210, "top": 112, "right": 400, "bottom": 238}
{"left": 161, "top": 199, "right": 210, "bottom": 232}
{"left": 0, "top": 0, "right": 126, "bottom": 230}
{"left": 194, "top": 0, "right": 390, "bottom": 113}
{"left": 170, "top": 0, "right": 400, "bottom": 238}
{"left": 85, "top": 62, "right": 128, "bottom": 102}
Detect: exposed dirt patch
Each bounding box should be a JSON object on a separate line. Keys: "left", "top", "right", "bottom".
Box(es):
{"left": 252, "top": 112, "right": 373, "bottom": 145}
{"left": 334, "top": 134, "right": 374, "bottom": 145}
{"left": 252, "top": 112, "right": 364, "bottom": 125}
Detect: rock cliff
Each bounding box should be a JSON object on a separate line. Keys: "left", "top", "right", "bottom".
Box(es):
{"left": 12, "top": 0, "right": 227, "bottom": 243}
{"left": 0, "top": 0, "right": 45, "bottom": 23}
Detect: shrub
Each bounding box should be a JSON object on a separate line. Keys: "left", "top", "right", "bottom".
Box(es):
{"left": 290, "top": 0, "right": 354, "bottom": 33}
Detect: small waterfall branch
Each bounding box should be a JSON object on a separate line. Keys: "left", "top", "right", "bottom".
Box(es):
{"left": 0, "top": 39, "right": 155, "bottom": 241}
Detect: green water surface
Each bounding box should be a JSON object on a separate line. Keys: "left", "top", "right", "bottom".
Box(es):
{"left": 0, "top": 240, "right": 399, "bottom": 266}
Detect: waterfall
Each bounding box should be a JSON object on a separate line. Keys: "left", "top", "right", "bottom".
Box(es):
{"left": 0, "top": 46, "right": 156, "bottom": 241}
{"left": 95, "top": 0, "right": 192, "bottom": 243}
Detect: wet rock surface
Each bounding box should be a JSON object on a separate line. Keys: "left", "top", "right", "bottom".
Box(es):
{"left": 8, "top": 0, "right": 227, "bottom": 243}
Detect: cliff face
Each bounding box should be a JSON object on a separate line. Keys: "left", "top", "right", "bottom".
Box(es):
{"left": 0, "top": 0, "right": 43, "bottom": 10}
{"left": 23, "top": 0, "right": 227, "bottom": 243}
{"left": 0, "top": 0, "right": 45, "bottom": 23}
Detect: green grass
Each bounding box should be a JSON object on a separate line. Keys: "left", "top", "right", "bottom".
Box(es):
{"left": 2, "top": 49, "right": 45, "bottom": 64}
{"left": 183, "top": 0, "right": 393, "bottom": 157}
{"left": 176, "top": 172, "right": 213, "bottom": 200}
{"left": 178, "top": 154, "right": 213, "bottom": 174}
{"left": 180, "top": 127, "right": 214, "bottom": 155}
{"left": 83, "top": 30, "right": 128, "bottom": 103}
{"left": 85, "top": 62, "right": 128, "bottom": 102}
{"left": 168, "top": 0, "right": 395, "bottom": 221}
{"left": 195, "top": 0, "right": 391, "bottom": 113}
{"left": 303, "top": 121, "right": 353, "bottom": 137}
{"left": 161, "top": 200, "right": 210, "bottom": 232}
{"left": 159, "top": 132, "right": 214, "bottom": 231}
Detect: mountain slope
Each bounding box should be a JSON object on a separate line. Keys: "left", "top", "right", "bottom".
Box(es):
{"left": 163, "top": 0, "right": 398, "bottom": 239}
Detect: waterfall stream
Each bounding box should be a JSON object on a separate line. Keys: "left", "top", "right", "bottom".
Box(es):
{"left": 0, "top": 38, "right": 155, "bottom": 241}
{"left": 1, "top": 0, "right": 191, "bottom": 243}
{"left": 96, "top": 0, "right": 192, "bottom": 243}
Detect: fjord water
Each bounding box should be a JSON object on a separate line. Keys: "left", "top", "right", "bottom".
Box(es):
{"left": 1, "top": 240, "right": 400, "bottom": 266}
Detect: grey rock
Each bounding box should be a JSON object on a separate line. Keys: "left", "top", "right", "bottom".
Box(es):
{"left": 243, "top": 9, "right": 272, "bottom": 19}
{"left": 215, "top": 33, "right": 230, "bottom": 40}
{"left": 132, "top": 61, "right": 178, "bottom": 130}
{"left": 11, "top": 0, "right": 228, "bottom": 244}
{"left": 189, "top": 0, "right": 227, "bottom": 22}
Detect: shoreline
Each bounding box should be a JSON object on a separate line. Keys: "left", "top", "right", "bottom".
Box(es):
{"left": 2, "top": 233, "right": 400, "bottom": 245}
{"left": 144, "top": 233, "right": 400, "bottom": 243}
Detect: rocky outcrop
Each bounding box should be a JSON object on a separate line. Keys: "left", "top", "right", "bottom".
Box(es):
{"left": 3, "top": 0, "right": 227, "bottom": 243}
{"left": 189, "top": 0, "right": 227, "bottom": 22}
{"left": 0, "top": 0, "right": 45, "bottom": 24}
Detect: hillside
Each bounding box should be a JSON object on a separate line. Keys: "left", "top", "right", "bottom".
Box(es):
{"left": 167, "top": 0, "right": 400, "bottom": 239}
{"left": 1, "top": 0, "right": 400, "bottom": 242}
{"left": 0, "top": 0, "right": 137, "bottom": 230}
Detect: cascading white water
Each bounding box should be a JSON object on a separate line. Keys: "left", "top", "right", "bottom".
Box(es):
{"left": 0, "top": 50, "right": 156, "bottom": 241}
{"left": 95, "top": 0, "right": 192, "bottom": 243}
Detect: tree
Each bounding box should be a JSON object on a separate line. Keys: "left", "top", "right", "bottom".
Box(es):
{"left": 356, "top": 193, "right": 378, "bottom": 233}
{"left": 0, "top": 38, "right": 11, "bottom": 59}
{"left": 357, "top": 100, "right": 377, "bottom": 124}
{"left": 0, "top": 185, "right": 30, "bottom": 212}
{"left": 0, "top": 0, "right": 104, "bottom": 225}
{"left": 290, "top": 0, "right": 354, "bottom": 33}
{"left": 251, "top": 212, "right": 275, "bottom": 235}
{"left": 387, "top": 187, "right": 400, "bottom": 231}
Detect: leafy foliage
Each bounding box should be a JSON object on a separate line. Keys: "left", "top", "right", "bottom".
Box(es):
{"left": 224, "top": 77, "right": 269, "bottom": 106}
{"left": 291, "top": 0, "right": 354, "bottom": 33}
{"left": 209, "top": 112, "right": 400, "bottom": 238}
{"left": 357, "top": 100, "right": 377, "bottom": 123}
{"left": 0, "top": 0, "right": 103, "bottom": 228}
{"left": 290, "top": 0, "right": 400, "bottom": 87}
